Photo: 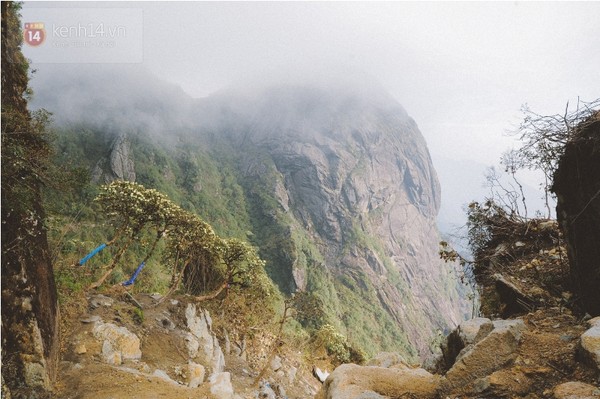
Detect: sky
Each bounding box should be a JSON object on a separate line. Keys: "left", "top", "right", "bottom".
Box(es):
{"left": 20, "top": 1, "right": 600, "bottom": 228}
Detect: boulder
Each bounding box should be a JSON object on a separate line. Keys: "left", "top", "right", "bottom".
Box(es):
{"left": 89, "top": 294, "right": 114, "bottom": 309}
{"left": 442, "top": 319, "right": 526, "bottom": 392}
{"left": 315, "top": 364, "right": 440, "bottom": 399}
{"left": 439, "top": 318, "right": 494, "bottom": 371}
{"left": 209, "top": 372, "right": 234, "bottom": 399}
{"left": 553, "top": 381, "right": 600, "bottom": 399}
{"left": 93, "top": 322, "right": 141, "bottom": 365}
{"left": 578, "top": 316, "right": 600, "bottom": 371}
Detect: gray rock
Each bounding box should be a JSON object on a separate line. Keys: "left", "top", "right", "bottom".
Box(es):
{"left": 185, "top": 332, "right": 200, "bottom": 359}
{"left": 472, "top": 377, "right": 490, "bottom": 393}
{"left": 92, "top": 134, "right": 136, "bottom": 183}
{"left": 232, "top": 85, "right": 468, "bottom": 356}
{"left": 439, "top": 317, "right": 493, "bottom": 371}
{"left": 80, "top": 315, "right": 101, "bottom": 324}
{"left": 149, "top": 293, "right": 162, "bottom": 301}
{"left": 187, "top": 361, "right": 205, "bottom": 388}
{"left": 492, "top": 319, "right": 527, "bottom": 342}
{"left": 274, "top": 383, "right": 287, "bottom": 398}
{"left": 442, "top": 319, "right": 527, "bottom": 392}
{"left": 89, "top": 294, "right": 114, "bottom": 309}
{"left": 101, "top": 340, "right": 121, "bottom": 365}
{"left": 223, "top": 330, "right": 231, "bottom": 355}
{"left": 460, "top": 318, "right": 495, "bottom": 345}
{"left": 554, "top": 118, "right": 600, "bottom": 316}
{"left": 578, "top": 316, "right": 600, "bottom": 371}
{"left": 24, "top": 362, "right": 51, "bottom": 390}
{"left": 209, "top": 372, "right": 234, "bottom": 399}
{"left": 185, "top": 304, "right": 225, "bottom": 373}
{"left": 93, "top": 322, "right": 142, "bottom": 366}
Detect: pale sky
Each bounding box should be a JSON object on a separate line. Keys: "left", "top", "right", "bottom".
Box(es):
{"left": 21, "top": 1, "right": 600, "bottom": 226}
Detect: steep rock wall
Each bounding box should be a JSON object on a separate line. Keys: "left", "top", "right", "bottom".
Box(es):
{"left": 1, "top": 3, "right": 59, "bottom": 397}
{"left": 212, "top": 85, "right": 467, "bottom": 357}
{"left": 553, "top": 111, "right": 600, "bottom": 316}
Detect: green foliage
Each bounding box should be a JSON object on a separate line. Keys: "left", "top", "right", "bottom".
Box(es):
{"left": 313, "top": 324, "right": 366, "bottom": 366}
{"left": 130, "top": 307, "right": 144, "bottom": 325}
{"left": 291, "top": 291, "right": 328, "bottom": 331}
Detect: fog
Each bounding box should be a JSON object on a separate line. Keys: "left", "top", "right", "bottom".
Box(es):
{"left": 21, "top": 1, "right": 600, "bottom": 229}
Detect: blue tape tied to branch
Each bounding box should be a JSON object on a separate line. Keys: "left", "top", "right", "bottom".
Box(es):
{"left": 122, "top": 262, "right": 146, "bottom": 286}
{"left": 78, "top": 243, "right": 107, "bottom": 266}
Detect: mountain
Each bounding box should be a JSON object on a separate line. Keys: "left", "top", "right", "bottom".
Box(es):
{"left": 31, "top": 66, "right": 468, "bottom": 358}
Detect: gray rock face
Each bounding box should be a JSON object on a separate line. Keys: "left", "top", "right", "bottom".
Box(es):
{"left": 221, "top": 84, "right": 468, "bottom": 356}
{"left": 92, "top": 133, "right": 136, "bottom": 183}
{"left": 185, "top": 304, "right": 225, "bottom": 374}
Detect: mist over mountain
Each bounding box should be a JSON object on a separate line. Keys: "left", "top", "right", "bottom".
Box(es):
{"left": 30, "top": 65, "right": 195, "bottom": 137}
{"left": 30, "top": 65, "right": 469, "bottom": 358}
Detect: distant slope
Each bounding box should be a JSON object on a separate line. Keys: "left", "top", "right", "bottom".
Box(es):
{"left": 31, "top": 65, "right": 468, "bottom": 358}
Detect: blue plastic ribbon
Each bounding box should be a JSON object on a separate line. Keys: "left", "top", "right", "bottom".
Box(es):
{"left": 78, "top": 243, "right": 107, "bottom": 266}
{"left": 122, "top": 262, "right": 146, "bottom": 286}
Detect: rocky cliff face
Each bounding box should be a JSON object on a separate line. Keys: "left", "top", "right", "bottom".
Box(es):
{"left": 91, "top": 134, "right": 137, "bottom": 183}
{"left": 1, "top": 3, "right": 59, "bottom": 397}
{"left": 553, "top": 111, "right": 600, "bottom": 316}
{"left": 205, "top": 84, "right": 467, "bottom": 357}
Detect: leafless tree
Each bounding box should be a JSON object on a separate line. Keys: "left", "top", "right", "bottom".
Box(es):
{"left": 504, "top": 98, "right": 600, "bottom": 217}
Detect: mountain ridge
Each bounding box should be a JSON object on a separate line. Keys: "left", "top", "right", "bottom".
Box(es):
{"left": 32, "top": 66, "right": 469, "bottom": 358}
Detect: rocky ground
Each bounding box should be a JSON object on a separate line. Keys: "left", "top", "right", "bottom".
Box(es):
{"left": 315, "top": 219, "right": 600, "bottom": 398}
{"left": 52, "top": 219, "right": 599, "bottom": 399}
{"left": 54, "top": 289, "right": 321, "bottom": 399}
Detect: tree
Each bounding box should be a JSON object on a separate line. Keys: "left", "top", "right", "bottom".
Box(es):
{"left": 89, "top": 180, "right": 183, "bottom": 288}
